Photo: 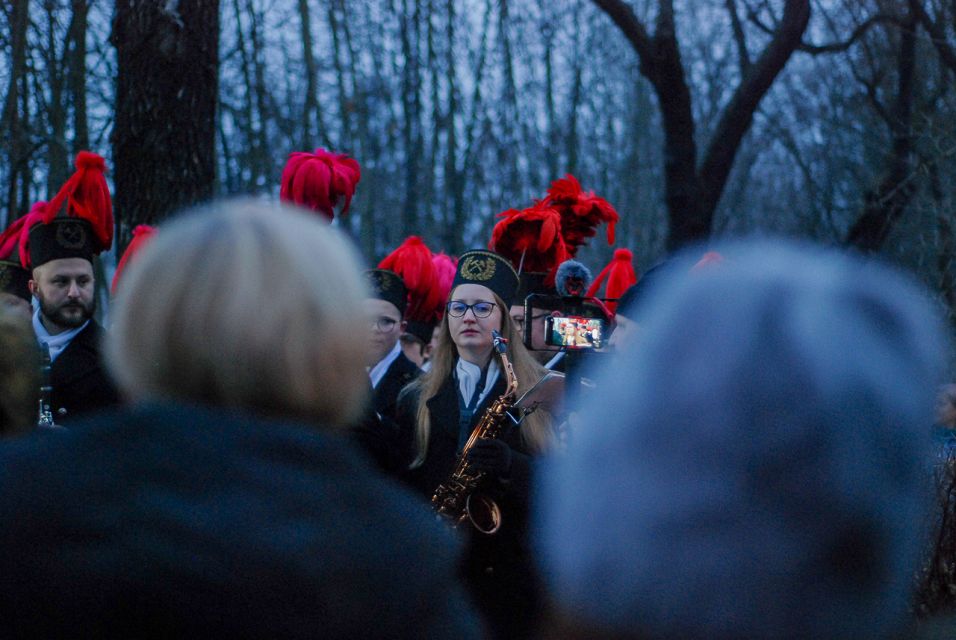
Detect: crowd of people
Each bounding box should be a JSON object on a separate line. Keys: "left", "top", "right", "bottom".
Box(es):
{"left": 1, "top": 149, "right": 955, "bottom": 638}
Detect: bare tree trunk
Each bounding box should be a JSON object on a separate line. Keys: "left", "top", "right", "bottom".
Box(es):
{"left": 399, "top": 0, "right": 422, "bottom": 239}
{"left": 111, "top": 0, "right": 219, "bottom": 252}
{"left": 297, "top": 0, "right": 320, "bottom": 147}
{"left": 844, "top": 10, "right": 918, "bottom": 251}
{"left": 328, "top": 1, "right": 353, "bottom": 145}
{"left": 44, "top": 5, "right": 70, "bottom": 195}
{"left": 447, "top": 0, "right": 493, "bottom": 255}
{"left": 542, "top": 5, "right": 558, "bottom": 181}
{"left": 426, "top": 0, "right": 441, "bottom": 234}
{"left": 443, "top": 0, "right": 459, "bottom": 253}
{"left": 328, "top": 0, "right": 373, "bottom": 254}
{"left": 230, "top": 0, "right": 253, "bottom": 191}
{"left": 67, "top": 0, "right": 90, "bottom": 154}
{"left": 16, "top": 69, "right": 31, "bottom": 216}
{"left": 249, "top": 1, "right": 271, "bottom": 189}
{"left": 566, "top": 57, "right": 582, "bottom": 178}
{"left": 591, "top": 0, "right": 810, "bottom": 250}
{"left": 498, "top": 0, "right": 522, "bottom": 196}
{"left": 2, "top": 0, "right": 30, "bottom": 219}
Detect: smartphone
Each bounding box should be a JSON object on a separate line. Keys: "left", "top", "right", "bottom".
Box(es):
{"left": 545, "top": 315, "right": 606, "bottom": 350}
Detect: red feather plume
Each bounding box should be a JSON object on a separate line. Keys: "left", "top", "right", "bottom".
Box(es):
{"left": 17, "top": 202, "right": 48, "bottom": 268}
{"left": 544, "top": 174, "right": 619, "bottom": 257}
{"left": 489, "top": 205, "right": 568, "bottom": 281}
{"left": 431, "top": 252, "right": 457, "bottom": 305}
{"left": 0, "top": 214, "right": 31, "bottom": 264}
{"left": 586, "top": 248, "right": 638, "bottom": 314}
{"left": 378, "top": 236, "right": 440, "bottom": 323}
{"left": 280, "top": 148, "right": 361, "bottom": 220}
{"left": 42, "top": 151, "right": 114, "bottom": 252}
{"left": 112, "top": 225, "right": 158, "bottom": 295}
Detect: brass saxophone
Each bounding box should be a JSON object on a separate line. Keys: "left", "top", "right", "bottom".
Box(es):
{"left": 432, "top": 330, "right": 525, "bottom": 535}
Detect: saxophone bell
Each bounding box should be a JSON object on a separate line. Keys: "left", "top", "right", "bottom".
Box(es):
{"left": 464, "top": 493, "right": 502, "bottom": 534}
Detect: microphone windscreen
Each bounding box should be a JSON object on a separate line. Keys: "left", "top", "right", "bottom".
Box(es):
{"left": 556, "top": 260, "right": 592, "bottom": 297}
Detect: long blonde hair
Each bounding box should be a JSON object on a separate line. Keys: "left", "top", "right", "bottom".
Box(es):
{"left": 408, "top": 291, "right": 556, "bottom": 468}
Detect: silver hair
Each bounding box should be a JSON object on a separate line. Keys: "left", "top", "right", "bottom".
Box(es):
{"left": 537, "top": 238, "right": 950, "bottom": 639}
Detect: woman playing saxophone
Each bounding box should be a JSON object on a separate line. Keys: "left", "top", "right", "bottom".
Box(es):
{"left": 394, "top": 249, "right": 559, "bottom": 640}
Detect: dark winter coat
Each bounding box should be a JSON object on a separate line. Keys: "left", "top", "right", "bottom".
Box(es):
{"left": 395, "top": 374, "right": 541, "bottom": 640}
{"left": 372, "top": 351, "right": 420, "bottom": 422}
{"left": 48, "top": 320, "right": 120, "bottom": 423}
{"left": 0, "top": 401, "right": 481, "bottom": 639}
{"left": 351, "top": 353, "right": 421, "bottom": 473}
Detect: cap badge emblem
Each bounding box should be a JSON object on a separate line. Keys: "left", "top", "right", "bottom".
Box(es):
{"left": 55, "top": 221, "right": 87, "bottom": 250}
{"left": 460, "top": 256, "right": 496, "bottom": 282}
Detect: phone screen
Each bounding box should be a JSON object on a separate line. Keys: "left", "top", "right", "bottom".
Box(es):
{"left": 545, "top": 315, "right": 606, "bottom": 350}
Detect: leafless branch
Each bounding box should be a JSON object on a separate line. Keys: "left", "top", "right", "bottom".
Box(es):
{"left": 749, "top": 9, "right": 906, "bottom": 55}
{"left": 725, "top": 0, "right": 751, "bottom": 72}
{"left": 910, "top": 0, "right": 956, "bottom": 75}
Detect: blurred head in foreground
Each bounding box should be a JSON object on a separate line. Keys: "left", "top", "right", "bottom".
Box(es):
{"left": 0, "top": 306, "right": 39, "bottom": 436}
{"left": 107, "top": 198, "right": 369, "bottom": 427}
{"left": 0, "top": 199, "right": 480, "bottom": 638}
{"left": 536, "top": 239, "right": 948, "bottom": 639}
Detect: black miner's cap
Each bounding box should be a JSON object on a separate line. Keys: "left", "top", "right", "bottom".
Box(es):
{"left": 28, "top": 218, "right": 97, "bottom": 268}
{"left": 364, "top": 269, "right": 408, "bottom": 317}
{"left": 451, "top": 250, "right": 519, "bottom": 306}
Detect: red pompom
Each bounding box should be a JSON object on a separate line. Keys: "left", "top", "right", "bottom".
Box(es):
{"left": 378, "top": 236, "right": 441, "bottom": 323}
{"left": 586, "top": 247, "right": 638, "bottom": 314}
{"left": 489, "top": 205, "right": 568, "bottom": 281}
{"left": 75, "top": 150, "right": 106, "bottom": 171}
{"left": 280, "top": 148, "right": 361, "bottom": 220}
{"left": 112, "top": 225, "right": 158, "bottom": 295}
{"left": 42, "top": 151, "right": 114, "bottom": 252}
{"left": 544, "top": 174, "right": 619, "bottom": 256}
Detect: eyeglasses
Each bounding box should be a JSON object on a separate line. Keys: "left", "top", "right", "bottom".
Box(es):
{"left": 370, "top": 317, "right": 399, "bottom": 332}
{"left": 446, "top": 300, "right": 497, "bottom": 318}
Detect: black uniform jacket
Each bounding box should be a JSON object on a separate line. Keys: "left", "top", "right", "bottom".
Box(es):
{"left": 395, "top": 374, "right": 532, "bottom": 507}
{"left": 351, "top": 352, "right": 421, "bottom": 473}
{"left": 0, "top": 401, "right": 481, "bottom": 638}
{"left": 395, "top": 374, "right": 541, "bottom": 639}
{"left": 49, "top": 320, "right": 120, "bottom": 423}
{"left": 372, "top": 351, "right": 420, "bottom": 422}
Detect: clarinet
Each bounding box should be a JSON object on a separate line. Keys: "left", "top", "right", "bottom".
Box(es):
{"left": 37, "top": 341, "right": 55, "bottom": 429}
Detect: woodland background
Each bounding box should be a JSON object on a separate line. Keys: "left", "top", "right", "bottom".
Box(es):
{"left": 3, "top": 0, "right": 956, "bottom": 327}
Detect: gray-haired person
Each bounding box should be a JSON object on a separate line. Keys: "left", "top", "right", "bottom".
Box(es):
{"left": 536, "top": 239, "right": 948, "bottom": 639}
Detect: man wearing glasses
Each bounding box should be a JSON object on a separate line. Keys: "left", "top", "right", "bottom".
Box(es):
{"left": 509, "top": 272, "right": 564, "bottom": 371}
{"left": 362, "top": 269, "right": 421, "bottom": 422}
